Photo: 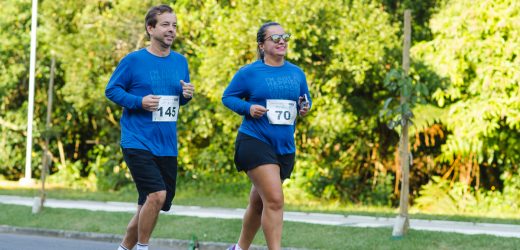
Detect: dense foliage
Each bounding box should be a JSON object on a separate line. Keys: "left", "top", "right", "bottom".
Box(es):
{"left": 410, "top": 0, "right": 520, "bottom": 212}
{"left": 1, "top": 0, "right": 518, "bottom": 209}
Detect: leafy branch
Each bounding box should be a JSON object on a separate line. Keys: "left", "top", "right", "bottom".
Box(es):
{"left": 380, "top": 68, "right": 429, "bottom": 130}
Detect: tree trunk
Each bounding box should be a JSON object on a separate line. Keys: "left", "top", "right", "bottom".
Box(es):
{"left": 392, "top": 9, "right": 411, "bottom": 237}
{"left": 34, "top": 56, "right": 55, "bottom": 214}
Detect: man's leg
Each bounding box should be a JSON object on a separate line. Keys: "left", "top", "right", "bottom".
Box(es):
{"left": 247, "top": 164, "right": 284, "bottom": 250}
{"left": 119, "top": 205, "right": 142, "bottom": 250}
{"left": 237, "top": 185, "right": 263, "bottom": 249}
{"left": 137, "top": 190, "right": 166, "bottom": 244}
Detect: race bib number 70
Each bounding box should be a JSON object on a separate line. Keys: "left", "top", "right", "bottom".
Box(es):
{"left": 152, "top": 95, "right": 179, "bottom": 122}
{"left": 266, "top": 99, "right": 297, "bottom": 125}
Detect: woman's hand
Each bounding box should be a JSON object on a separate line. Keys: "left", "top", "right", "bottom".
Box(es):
{"left": 250, "top": 105, "right": 268, "bottom": 118}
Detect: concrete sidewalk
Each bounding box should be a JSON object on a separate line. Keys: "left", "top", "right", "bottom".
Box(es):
{"left": 1, "top": 195, "right": 519, "bottom": 239}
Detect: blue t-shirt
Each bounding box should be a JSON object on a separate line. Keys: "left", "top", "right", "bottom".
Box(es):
{"left": 222, "top": 60, "right": 312, "bottom": 154}
{"left": 105, "top": 48, "right": 191, "bottom": 156}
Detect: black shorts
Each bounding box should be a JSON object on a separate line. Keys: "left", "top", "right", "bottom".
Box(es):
{"left": 234, "top": 132, "right": 295, "bottom": 180}
{"left": 122, "top": 148, "right": 177, "bottom": 212}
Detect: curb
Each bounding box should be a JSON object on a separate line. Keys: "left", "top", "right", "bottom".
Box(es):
{"left": 0, "top": 225, "right": 304, "bottom": 250}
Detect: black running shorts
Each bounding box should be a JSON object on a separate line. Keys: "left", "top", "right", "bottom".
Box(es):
{"left": 234, "top": 132, "right": 295, "bottom": 180}
{"left": 122, "top": 148, "right": 177, "bottom": 212}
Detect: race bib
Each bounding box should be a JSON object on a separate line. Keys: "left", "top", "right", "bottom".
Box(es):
{"left": 266, "top": 99, "right": 297, "bottom": 125}
{"left": 152, "top": 95, "right": 179, "bottom": 122}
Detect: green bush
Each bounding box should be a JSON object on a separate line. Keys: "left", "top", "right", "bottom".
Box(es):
{"left": 414, "top": 174, "right": 520, "bottom": 215}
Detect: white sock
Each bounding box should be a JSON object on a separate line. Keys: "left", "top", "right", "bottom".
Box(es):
{"left": 137, "top": 242, "right": 149, "bottom": 250}
{"left": 117, "top": 244, "right": 129, "bottom": 250}
{"left": 235, "top": 243, "right": 244, "bottom": 250}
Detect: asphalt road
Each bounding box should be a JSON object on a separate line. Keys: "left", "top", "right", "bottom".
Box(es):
{"left": 0, "top": 233, "right": 179, "bottom": 250}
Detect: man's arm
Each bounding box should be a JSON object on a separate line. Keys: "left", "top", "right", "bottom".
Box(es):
{"left": 105, "top": 57, "right": 143, "bottom": 110}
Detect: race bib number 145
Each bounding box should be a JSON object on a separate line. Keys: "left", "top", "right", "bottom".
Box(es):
{"left": 153, "top": 95, "right": 179, "bottom": 122}
{"left": 266, "top": 99, "right": 297, "bottom": 125}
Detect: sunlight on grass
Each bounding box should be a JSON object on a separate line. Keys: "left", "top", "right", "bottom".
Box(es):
{"left": 2, "top": 203, "right": 520, "bottom": 250}
{"left": 0, "top": 180, "right": 70, "bottom": 190}
{"left": 1, "top": 180, "right": 520, "bottom": 225}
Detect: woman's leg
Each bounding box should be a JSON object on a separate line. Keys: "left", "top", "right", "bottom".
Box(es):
{"left": 237, "top": 185, "right": 263, "bottom": 249}
{"left": 247, "top": 164, "right": 284, "bottom": 250}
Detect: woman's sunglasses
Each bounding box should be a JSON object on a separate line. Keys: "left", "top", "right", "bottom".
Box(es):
{"left": 266, "top": 33, "right": 291, "bottom": 43}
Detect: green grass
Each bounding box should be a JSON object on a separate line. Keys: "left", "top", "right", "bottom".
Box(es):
{"left": 0, "top": 180, "right": 250, "bottom": 208}
{"left": 1, "top": 203, "right": 520, "bottom": 250}
{"left": 2, "top": 180, "right": 520, "bottom": 225}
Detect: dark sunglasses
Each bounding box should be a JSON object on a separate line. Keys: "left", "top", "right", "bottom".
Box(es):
{"left": 266, "top": 33, "right": 291, "bottom": 43}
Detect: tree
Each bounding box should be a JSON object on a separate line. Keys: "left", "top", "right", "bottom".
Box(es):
{"left": 381, "top": 10, "right": 430, "bottom": 236}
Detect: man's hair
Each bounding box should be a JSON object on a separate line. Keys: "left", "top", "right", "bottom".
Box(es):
{"left": 256, "top": 22, "right": 280, "bottom": 60}
{"left": 144, "top": 4, "right": 174, "bottom": 38}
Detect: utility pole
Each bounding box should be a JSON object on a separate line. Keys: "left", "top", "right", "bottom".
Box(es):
{"left": 21, "top": 0, "right": 39, "bottom": 186}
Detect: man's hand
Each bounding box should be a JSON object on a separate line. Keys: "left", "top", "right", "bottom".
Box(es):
{"left": 250, "top": 105, "right": 268, "bottom": 118}
{"left": 142, "top": 95, "right": 161, "bottom": 112}
{"left": 181, "top": 80, "right": 194, "bottom": 98}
